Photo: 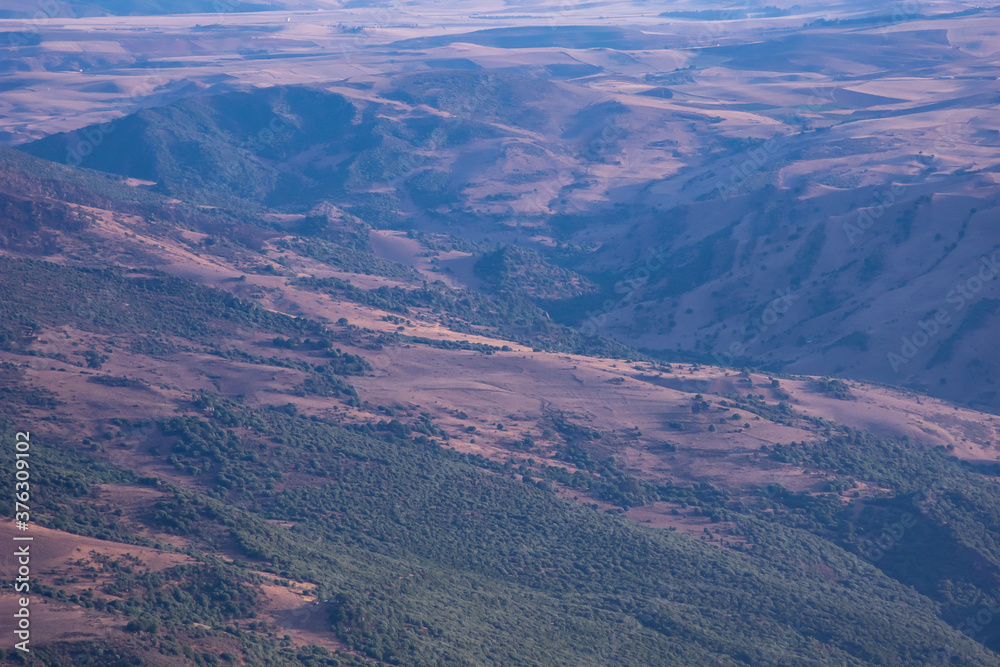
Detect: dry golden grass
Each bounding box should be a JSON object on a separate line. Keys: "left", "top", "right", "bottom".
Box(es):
{"left": 0, "top": 521, "right": 192, "bottom": 646}
{"left": 8, "top": 214, "right": 999, "bottom": 515}
{"left": 3, "top": 5, "right": 1000, "bottom": 609}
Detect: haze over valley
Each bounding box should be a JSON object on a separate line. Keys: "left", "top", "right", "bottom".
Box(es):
{"left": 1, "top": 1, "right": 1000, "bottom": 665}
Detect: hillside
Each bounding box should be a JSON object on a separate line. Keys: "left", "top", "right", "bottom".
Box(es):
{"left": 0, "top": 128, "right": 998, "bottom": 664}
{"left": 10, "top": 4, "right": 1000, "bottom": 408}
{"left": 2, "top": 1, "right": 1000, "bottom": 665}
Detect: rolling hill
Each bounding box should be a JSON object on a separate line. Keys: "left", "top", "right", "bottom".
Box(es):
{"left": 2, "top": 1, "right": 1000, "bottom": 665}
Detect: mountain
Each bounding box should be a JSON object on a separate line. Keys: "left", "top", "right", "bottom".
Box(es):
{"left": 2, "top": 122, "right": 1000, "bottom": 665}
{"left": 3, "top": 2, "right": 1000, "bottom": 665}
{"left": 21, "top": 59, "right": 1000, "bottom": 409}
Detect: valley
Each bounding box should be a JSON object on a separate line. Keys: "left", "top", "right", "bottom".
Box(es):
{"left": 2, "top": 1, "right": 1000, "bottom": 665}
